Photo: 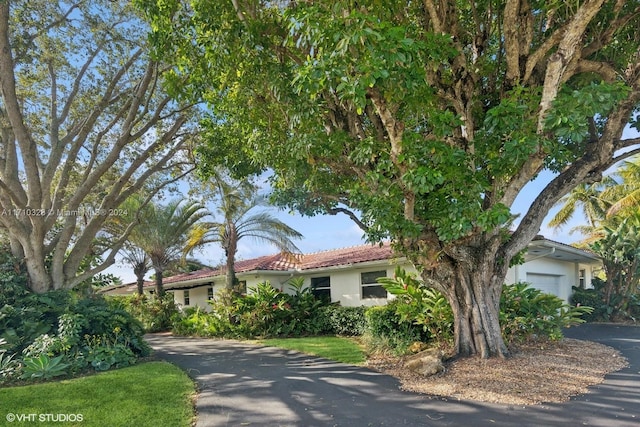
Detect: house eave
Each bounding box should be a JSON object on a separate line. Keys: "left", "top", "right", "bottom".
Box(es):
{"left": 527, "top": 239, "right": 601, "bottom": 264}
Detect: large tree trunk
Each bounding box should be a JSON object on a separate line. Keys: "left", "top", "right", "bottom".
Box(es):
{"left": 443, "top": 265, "right": 507, "bottom": 358}
{"left": 23, "top": 252, "right": 51, "bottom": 294}
{"left": 413, "top": 234, "right": 510, "bottom": 358}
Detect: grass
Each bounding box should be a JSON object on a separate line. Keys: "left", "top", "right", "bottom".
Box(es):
{"left": 260, "top": 336, "right": 366, "bottom": 365}
{"left": 0, "top": 361, "right": 195, "bottom": 427}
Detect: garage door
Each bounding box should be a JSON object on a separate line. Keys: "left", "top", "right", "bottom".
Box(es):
{"left": 526, "top": 273, "right": 561, "bottom": 297}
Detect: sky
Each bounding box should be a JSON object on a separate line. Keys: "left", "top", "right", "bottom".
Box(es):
{"left": 106, "top": 126, "right": 639, "bottom": 284}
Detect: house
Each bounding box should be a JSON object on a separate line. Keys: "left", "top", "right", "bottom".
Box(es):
{"left": 100, "top": 237, "right": 601, "bottom": 310}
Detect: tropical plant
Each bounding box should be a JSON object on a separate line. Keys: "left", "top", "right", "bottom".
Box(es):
{"left": 500, "top": 282, "right": 593, "bottom": 342}
{"left": 589, "top": 215, "right": 640, "bottom": 317}
{"left": 139, "top": 0, "right": 640, "bottom": 359}
{"left": 126, "top": 199, "right": 207, "bottom": 296}
{"left": 112, "top": 293, "right": 179, "bottom": 332}
{"left": 550, "top": 157, "right": 640, "bottom": 321}
{"left": 20, "top": 354, "right": 70, "bottom": 380}
{"left": 185, "top": 181, "right": 302, "bottom": 289}
{"left": 548, "top": 179, "right": 616, "bottom": 233}
{"left": 379, "top": 267, "right": 454, "bottom": 342}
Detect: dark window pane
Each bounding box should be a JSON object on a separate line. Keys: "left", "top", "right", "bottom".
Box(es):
{"left": 361, "top": 270, "right": 386, "bottom": 284}
{"left": 311, "top": 276, "right": 331, "bottom": 288}
{"left": 362, "top": 285, "right": 387, "bottom": 299}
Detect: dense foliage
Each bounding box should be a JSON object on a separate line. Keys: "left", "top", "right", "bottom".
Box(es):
{"left": 109, "top": 294, "right": 179, "bottom": 333}
{"left": 0, "top": 259, "right": 150, "bottom": 385}
{"left": 572, "top": 278, "right": 640, "bottom": 322}
{"left": 360, "top": 269, "right": 591, "bottom": 354}
{"left": 172, "top": 279, "right": 329, "bottom": 338}
{"left": 138, "top": 0, "right": 640, "bottom": 358}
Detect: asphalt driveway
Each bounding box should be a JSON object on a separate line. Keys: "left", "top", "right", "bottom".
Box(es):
{"left": 146, "top": 324, "right": 639, "bottom": 427}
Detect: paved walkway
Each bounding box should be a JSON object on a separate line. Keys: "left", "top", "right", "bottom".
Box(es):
{"left": 146, "top": 324, "right": 639, "bottom": 427}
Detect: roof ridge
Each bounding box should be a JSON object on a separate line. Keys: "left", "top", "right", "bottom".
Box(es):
{"left": 303, "top": 241, "right": 389, "bottom": 256}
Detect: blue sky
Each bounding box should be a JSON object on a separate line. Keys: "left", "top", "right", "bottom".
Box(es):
{"left": 107, "top": 125, "right": 640, "bottom": 283}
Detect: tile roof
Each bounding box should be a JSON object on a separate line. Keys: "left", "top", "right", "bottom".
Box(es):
{"left": 300, "top": 242, "right": 393, "bottom": 270}
{"left": 101, "top": 242, "right": 394, "bottom": 293}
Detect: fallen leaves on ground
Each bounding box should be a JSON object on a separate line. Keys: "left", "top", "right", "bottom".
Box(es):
{"left": 367, "top": 338, "right": 628, "bottom": 405}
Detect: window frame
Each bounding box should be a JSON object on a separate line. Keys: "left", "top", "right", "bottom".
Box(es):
{"left": 310, "top": 276, "right": 331, "bottom": 302}
{"left": 360, "top": 270, "right": 388, "bottom": 299}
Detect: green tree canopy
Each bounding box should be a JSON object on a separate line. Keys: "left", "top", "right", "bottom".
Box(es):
{"left": 138, "top": 0, "right": 640, "bottom": 358}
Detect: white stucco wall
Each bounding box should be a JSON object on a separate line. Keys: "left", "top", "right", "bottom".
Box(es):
{"left": 168, "top": 255, "right": 599, "bottom": 310}
{"left": 507, "top": 259, "right": 598, "bottom": 303}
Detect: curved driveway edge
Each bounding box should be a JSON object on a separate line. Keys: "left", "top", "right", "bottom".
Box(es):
{"left": 146, "top": 324, "right": 639, "bottom": 427}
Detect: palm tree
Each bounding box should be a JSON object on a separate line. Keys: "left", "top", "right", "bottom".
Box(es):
{"left": 547, "top": 178, "right": 617, "bottom": 234}
{"left": 103, "top": 195, "right": 152, "bottom": 295}
{"left": 137, "top": 199, "right": 207, "bottom": 296}
{"left": 122, "top": 245, "right": 151, "bottom": 296}
{"left": 185, "top": 180, "right": 303, "bottom": 290}
{"left": 603, "top": 157, "right": 640, "bottom": 217}
{"left": 107, "top": 196, "right": 207, "bottom": 296}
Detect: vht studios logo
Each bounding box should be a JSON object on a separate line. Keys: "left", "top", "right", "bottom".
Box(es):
{"left": 6, "top": 413, "right": 84, "bottom": 423}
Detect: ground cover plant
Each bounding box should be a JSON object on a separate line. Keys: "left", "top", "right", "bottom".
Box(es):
{"left": 0, "top": 361, "right": 195, "bottom": 427}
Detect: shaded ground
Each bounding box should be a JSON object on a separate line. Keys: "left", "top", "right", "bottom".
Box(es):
{"left": 147, "top": 324, "right": 640, "bottom": 427}
{"left": 368, "top": 337, "right": 628, "bottom": 405}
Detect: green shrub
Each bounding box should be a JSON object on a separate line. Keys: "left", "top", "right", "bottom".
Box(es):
{"left": 571, "top": 286, "right": 607, "bottom": 322}
{"left": 171, "top": 307, "right": 220, "bottom": 337}
{"left": 172, "top": 279, "right": 332, "bottom": 339}
{"left": 364, "top": 302, "right": 426, "bottom": 354}
{"left": 570, "top": 278, "right": 639, "bottom": 322}
{"left": 110, "top": 294, "right": 178, "bottom": 332}
{"left": 379, "top": 267, "right": 454, "bottom": 343}
{"left": 0, "top": 275, "right": 149, "bottom": 383}
{"left": 500, "top": 282, "right": 593, "bottom": 342}
{"left": 318, "top": 305, "right": 367, "bottom": 336}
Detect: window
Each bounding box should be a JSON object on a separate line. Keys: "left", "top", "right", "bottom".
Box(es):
{"left": 183, "top": 290, "right": 190, "bottom": 306}
{"left": 207, "top": 287, "right": 214, "bottom": 300}
{"left": 579, "top": 269, "right": 586, "bottom": 288}
{"left": 361, "top": 270, "right": 387, "bottom": 299}
{"left": 311, "top": 276, "right": 331, "bottom": 302}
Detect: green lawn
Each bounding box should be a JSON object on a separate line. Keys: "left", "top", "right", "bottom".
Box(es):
{"left": 260, "top": 336, "right": 366, "bottom": 365}
{"left": 0, "top": 361, "right": 195, "bottom": 427}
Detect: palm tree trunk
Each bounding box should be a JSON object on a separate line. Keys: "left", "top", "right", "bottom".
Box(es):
{"left": 136, "top": 276, "right": 145, "bottom": 295}
{"left": 225, "top": 253, "right": 236, "bottom": 290}
{"left": 155, "top": 269, "right": 164, "bottom": 297}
